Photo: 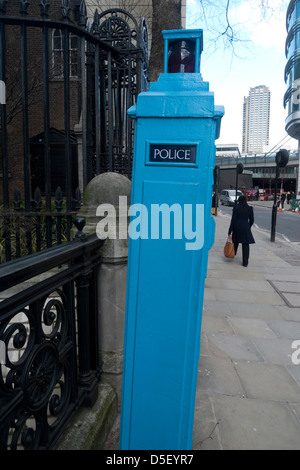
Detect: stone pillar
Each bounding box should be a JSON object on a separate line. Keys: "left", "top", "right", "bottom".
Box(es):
{"left": 76, "top": 172, "right": 131, "bottom": 407}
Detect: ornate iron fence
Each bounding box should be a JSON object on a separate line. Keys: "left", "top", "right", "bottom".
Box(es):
{"left": 0, "top": 1, "right": 148, "bottom": 263}
{"left": 0, "top": 217, "right": 104, "bottom": 450}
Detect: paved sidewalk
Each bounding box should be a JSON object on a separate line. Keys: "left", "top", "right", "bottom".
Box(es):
{"left": 104, "top": 210, "right": 300, "bottom": 450}
{"left": 194, "top": 211, "right": 300, "bottom": 450}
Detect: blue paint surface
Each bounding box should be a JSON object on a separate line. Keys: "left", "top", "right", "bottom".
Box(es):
{"left": 120, "top": 30, "right": 224, "bottom": 450}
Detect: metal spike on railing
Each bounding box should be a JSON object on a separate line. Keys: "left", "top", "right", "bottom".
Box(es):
{"left": 39, "top": 0, "right": 50, "bottom": 18}
{"left": 61, "top": 0, "right": 70, "bottom": 21}
{"left": 32, "top": 187, "right": 42, "bottom": 210}
{"left": 72, "top": 187, "right": 82, "bottom": 211}
{"left": 13, "top": 188, "right": 22, "bottom": 211}
{"left": 78, "top": 0, "right": 87, "bottom": 28}
{"left": 0, "top": 0, "right": 7, "bottom": 15}
{"left": 19, "top": 0, "right": 30, "bottom": 16}
{"left": 55, "top": 186, "right": 63, "bottom": 211}
{"left": 92, "top": 9, "right": 100, "bottom": 36}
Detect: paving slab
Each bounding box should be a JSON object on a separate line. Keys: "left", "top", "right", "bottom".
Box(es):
{"left": 252, "top": 337, "right": 296, "bottom": 365}
{"left": 277, "top": 305, "right": 300, "bottom": 321}
{"left": 228, "top": 302, "right": 284, "bottom": 320}
{"left": 227, "top": 317, "right": 277, "bottom": 339}
{"left": 272, "top": 281, "right": 300, "bottom": 293}
{"left": 266, "top": 319, "right": 300, "bottom": 339}
{"left": 192, "top": 392, "right": 222, "bottom": 450}
{"left": 206, "top": 333, "right": 264, "bottom": 362}
{"left": 268, "top": 272, "right": 300, "bottom": 282}
{"left": 210, "top": 394, "right": 300, "bottom": 450}
{"left": 286, "top": 365, "right": 300, "bottom": 386}
{"left": 203, "top": 299, "right": 231, "bottom": 316}
{"left": 234, "top": 361, "right": 300, "bottom": 401}
{"left": 197, "top": 356, "right": 245, "bottom": 397}
{"left": 211, "top": 288, "right": 285, "bottom": 305}
{"left": 221, "top": 279, "right": 275, "bottom": 292}
{"left": 282, "top": 293, "right": 300, "bottom": 307}
{"left": 201, "top": 315, "right": 234, "bottom": 335}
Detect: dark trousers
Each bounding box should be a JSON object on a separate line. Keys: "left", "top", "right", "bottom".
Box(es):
{"left": 234, "top": 242, "right": 249, "bottom": 266}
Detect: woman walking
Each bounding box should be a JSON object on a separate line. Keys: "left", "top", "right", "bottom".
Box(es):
{"left": 228, "top": 195, "right": 255, "bottom": 267}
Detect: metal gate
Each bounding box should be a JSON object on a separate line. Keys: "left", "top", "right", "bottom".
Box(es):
{"left": 0, "top": 0, "right": 149, "bottom": 263}
{"left": 0, "top": 0, "right": 148, "bottom": 450}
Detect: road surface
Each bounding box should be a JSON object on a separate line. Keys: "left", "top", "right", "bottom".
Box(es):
{"left": 219, "top": 203, "right": 300, "bottom": 244}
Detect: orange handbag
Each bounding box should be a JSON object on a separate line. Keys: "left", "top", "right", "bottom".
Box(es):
{"left": 224, "top": 235, "right": 235, "bottom": 258}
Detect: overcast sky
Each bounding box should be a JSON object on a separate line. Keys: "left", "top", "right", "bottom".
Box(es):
{"left": 186, "top": 0, "right": 298, "bottom": 152}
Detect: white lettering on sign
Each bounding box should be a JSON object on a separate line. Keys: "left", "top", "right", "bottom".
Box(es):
{"left": 150, "top": 145, "right": 196, "bottom": 164}
{"left": 153, "top": 148, "right": 192, "bottom": 161}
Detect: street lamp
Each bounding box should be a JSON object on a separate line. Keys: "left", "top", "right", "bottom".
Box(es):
{"left": 270, "top": 149, "right": 289, "bottom": 242}
{"left": 235, "top": 162, "right": 244, "bottom": 204}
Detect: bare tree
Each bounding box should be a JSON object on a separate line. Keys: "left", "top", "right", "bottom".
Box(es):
{"left": 190, "top": 0, "right": 287, "bottom": 55}
{"left": 88, "top": 0, "right": 287, "bottom": 82}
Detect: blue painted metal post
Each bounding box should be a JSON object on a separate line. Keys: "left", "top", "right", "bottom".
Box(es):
{"left": 120, "top": 29, "right": 224, "bottom": 450}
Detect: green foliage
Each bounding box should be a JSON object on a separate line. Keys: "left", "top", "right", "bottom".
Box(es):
{"left": 0, "top": 200, "right": 73, "bottom": 263}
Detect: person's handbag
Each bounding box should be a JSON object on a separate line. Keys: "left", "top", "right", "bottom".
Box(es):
{"left": 224, "top": 235, "right": 235, "bottom": 258}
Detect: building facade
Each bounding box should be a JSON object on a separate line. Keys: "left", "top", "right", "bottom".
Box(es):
{"left": 86, "top": 1, "right": 186, "bottom": 53}
{"left": 284, "top": 0, "right": 300, "bottom": 139}
{"left": 284, "top": 0, "right": 300, "bottom": 196}
{"left": 242, "top": 85, "right": 271, "bottom": 154}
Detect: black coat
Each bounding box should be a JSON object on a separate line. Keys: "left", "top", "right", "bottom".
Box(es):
{"left": 228, "top": 203, "right": 255, "bottom": 245}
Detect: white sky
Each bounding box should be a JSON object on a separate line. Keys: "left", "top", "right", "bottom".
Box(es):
{"left": 186, "top": 0, "right": 298, "bottom": 152}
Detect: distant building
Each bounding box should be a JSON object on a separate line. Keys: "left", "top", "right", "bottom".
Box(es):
{"left": 242, "top": 85, "right": 271, "bottom": 154}
{"left": 284, "top": 0, "right": 300, "bottom": 139}
{"left": 216, "top": 144, "right": 241, "bottom": 159}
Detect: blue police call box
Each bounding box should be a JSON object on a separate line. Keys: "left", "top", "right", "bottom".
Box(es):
{"left": 120, "top": 29, "right": 224, "bottom": 450}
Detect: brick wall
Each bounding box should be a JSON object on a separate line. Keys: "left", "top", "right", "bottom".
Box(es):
{"left": 1, "top": 0, "right": 80, "bottom": 200}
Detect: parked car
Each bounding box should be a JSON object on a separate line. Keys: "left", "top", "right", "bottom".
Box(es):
{"left": 220, "top": 189, "right": 243, "bottom": 206}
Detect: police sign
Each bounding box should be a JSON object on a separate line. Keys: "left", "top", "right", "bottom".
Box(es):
{"left": 149, "top": 144, "right": 196, "bottom": 164}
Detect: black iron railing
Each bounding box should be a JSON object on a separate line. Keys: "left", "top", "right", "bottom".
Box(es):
{"left": 0, "top": 1, "right": 148, "bottom": 263}
{"left": 0, "top": 218, "right": 104, "bottom": 450}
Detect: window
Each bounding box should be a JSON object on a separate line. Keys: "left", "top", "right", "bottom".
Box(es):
{"left": 52, "top": 29, "right": 78, "bottom": 78}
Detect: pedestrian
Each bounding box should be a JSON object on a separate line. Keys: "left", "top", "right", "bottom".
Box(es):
{"left": 281, "top": 191, "right": 286, "bottom": 209}
{"left": 287, "top": 191, "right": 291, "bottom": 204}
{"left": 228, "top": 195, "right": 255, "bottom": 267}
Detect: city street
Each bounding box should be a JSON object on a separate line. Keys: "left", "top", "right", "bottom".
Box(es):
{"left": 219, "top": 202, "right": 300, "bottom": 244}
